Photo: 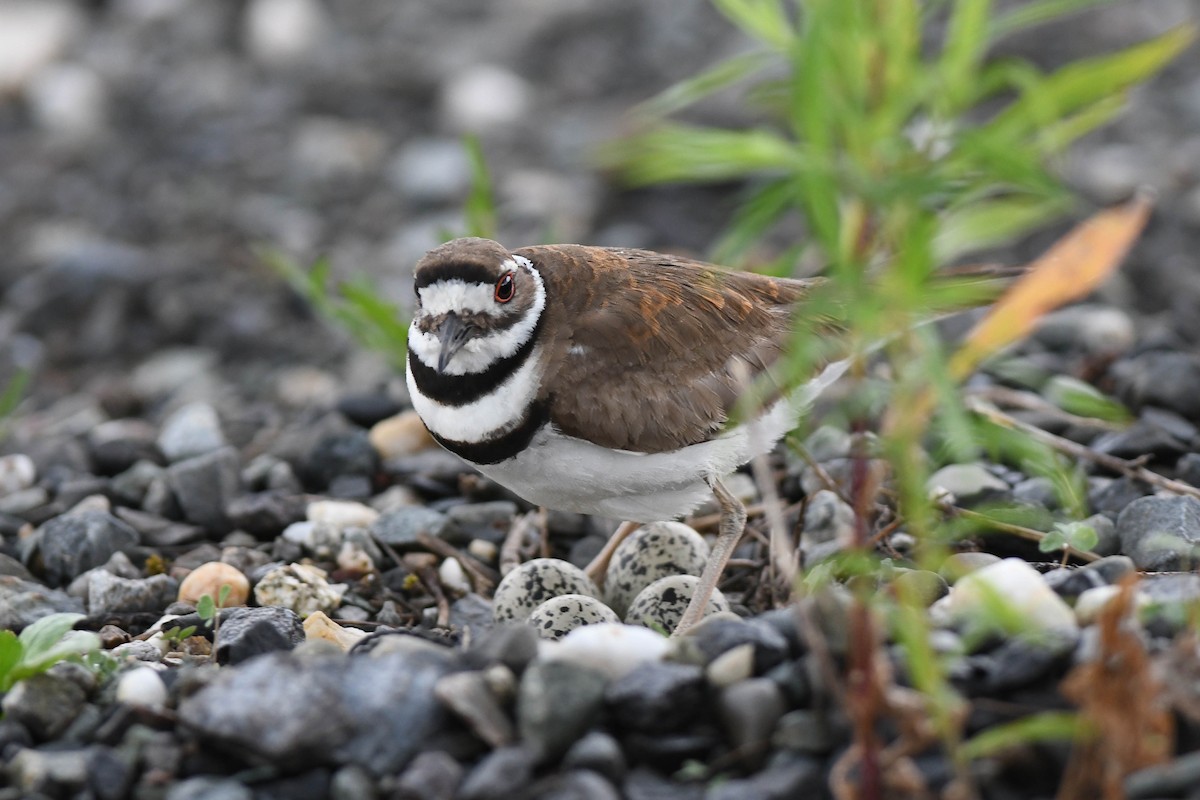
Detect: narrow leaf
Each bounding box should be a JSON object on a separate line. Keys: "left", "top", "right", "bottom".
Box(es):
{"left": 961, "top": 712, "right": 1086, "bottom": 761}
{"left": 949, "top": 194, "right": 1152, "bottom": 380}
{"left": 16, "top": 631, "right": 101, "bottom": 676}
{"left": 990, "top": 0, "right": 1116, "bottom": 42}
{"left": 634, "top": 51, "right": 776, "bottom": 120}
{"left": 18, "top": 612, "right": 87, "bottom": 662}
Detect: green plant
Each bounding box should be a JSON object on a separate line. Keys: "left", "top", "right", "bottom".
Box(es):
{"left": 0, "top": 613, "right": 102, "bottom": 693}
{"left": 196, "top": 584, "right": 233, "bottom": 639}
{"left": 1040, "top": 520, "right": 1100, "bottom": 566}
{"left": 161, "top": 625, "right": 198, "bottom": 646}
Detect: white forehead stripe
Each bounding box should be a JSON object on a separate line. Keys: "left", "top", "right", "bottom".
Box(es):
{"left": 409, "top": 255, "right": 546, "bottom": 376}
{"left": 417, "top": 280, "right": 504, "bottom": 319}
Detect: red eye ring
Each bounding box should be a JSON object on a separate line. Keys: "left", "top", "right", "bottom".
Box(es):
{"left": 494, "top": 271, "right": 516, "bottom": 303}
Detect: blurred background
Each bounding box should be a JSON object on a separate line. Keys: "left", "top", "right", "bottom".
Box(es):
{"left": 0, "top": 0, "right": 1197, "bottom": 416}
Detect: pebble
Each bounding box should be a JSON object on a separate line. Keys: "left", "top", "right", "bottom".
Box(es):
{"left": 0, "top": 453, "right": 36, "bottom": 496}
{"left": 242, "top": 0, "right": 326, "bottom": 67}
{"left": 706, "top": 756, "right": 822, "bottom": 799}
{"left": 801, "top": 489, "right": 856, "bottom": 555}
{"left": 86, "top": 570, "right": 177, "bottom": 614}
{"left": 177, "top": 562, "right": 250, "bottom": 607}
{"left": 542, "top": 623, "right": 669, "bottom": 681}
{"left": 604, "top": 662, "right": 705, "bottom": 733}
{"left": 389, "top": 138, "right": 474, "bottom": 204}
{"left": 685, "top": 616, "right": 791, "bottom": 674}
{"left": 444, "top": 501, "right": 519, "bottom": 544}
{"left": 1125, "top": 749, "right": 1200, "bottom": 799}
{"left": 938, "top": 552, "right": 1001, "bottom": 583}
{"left": 527, "top": 594, "right": 620, "bottom": 640}
{"left": 23, "top": 511, "right": 140, "bottom": 587}
{"left": 214, "top": 606, "right": 306, "bottom": 665}
{"left": 706, "top": 643, "right": 756, "bottom": 688}
{"left": 7, "top": 747, "right": 91, "bottom": 797}
{"left": 458, "top": 745, "right": 536, "bottom": 800}
{"left": 1033, "top": 305, "right": 1136, "bottom": 356}
{"left": 492, "top": 558, "right": 602, "bottom": 624}
{"left": 116, "top": 666, "right": 169, "bottom": 708}
{"left": 225, "top": 491, "right": 307, "bottom": 538}
{"left": 603, "top": 521, "right": 709, "bottom": 617}
{"left": 166, "top": 447, "right": 241, "bottom": 531}
{"left": 517, "top": 660, "right": 608, "bottom": 763}
{"left": 933, "top": 557, "right": 1077, "bottom": 638}
{"left": 773, "top": 709, "right": 836, "bottom": 754}
{"left": 441, "top": 65, "right": 533, "bottom": 133}
{"left": 307, "top": 499, "right": 379, "bottom": 530}
{"left": 393, "top": 750, "right": 463, "bottom": 800}
{"left": 624, "top": 575, "right": 730, "bottom": 630}
{"left": 370, "top": 506, "right": 449, "bottom": 547}
{"left": 1, "top": 671, "right": 87, "bottom": 740}
{"left": 927, "top": 463, "right": 1010, "bottom": 506}
{"left": 0, "top": 0, "right": 82, "bottom": 93}
{"left": 304, "top": 430, "right": 379, "bottom": 490}
{"left": 1110, "top": 351, "right": 1200, "bottom": 420}
{"left": 1117, "top": 495, "right": 1200, "bottom": 571}
{"left": 717, "top": 678, "right": 787, "bottom": 763}
{"left": 253, "top": 563, "right": 345, "bottom": 617}
{"left": 157, "top": 402, "right": 226, "bottom": 462}
{"left": 302, "top": 610, "right": 367, "bottom": 652}
{"left": 434, "top": 670, "right": 514, "bottom": 748}
{"left": 563, "top": 731, "right": 626, "bottom": 786}
{"left": 1074, "top": 584, "right": 1150, "bottom": 626}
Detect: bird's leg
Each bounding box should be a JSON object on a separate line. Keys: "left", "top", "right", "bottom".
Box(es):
{"left": 673, "top": 477, "right": 746, "bottom": 637}
{"left": 584, "top": 520, "right": 640, "bottom": 587}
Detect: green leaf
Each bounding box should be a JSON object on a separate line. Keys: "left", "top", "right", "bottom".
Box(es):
{"left": 989, "top": 0, "right": 1116, "bottom": 42}
{"left": 938, "top": 0, "right": 992, "bottom": 108}
{"left": 18, "top": 612, "right": 87, "bottom": 663}
{"left": 634, "top": 51, "right": 776, "bottom": 120}
{"left": 602, "top": 124, "right": 806, "bottom": 185}
{"left": 197, "top": 594, "right": 216, "bottom": 623}
{"left": 961, "top": 711, "right": 1086, "bottom": 761}
{"left": 1043, "top": 375, "right": 1131, "bottom": 423}
{"left": 16, "top": 630, "right": 101, "bottom": 678}
{"left": 1039, "top": 529, "right": 1068, "bottom": 553}
{"left": 0, "top": 368, "right": 30, "bottom": 420}
{"left": 462, "top": 135, "right": 497, "bottom": 240}
{"left": 934, "top": 194, "right": 1075, "bottom": 262}
{"left": 0, "top": 630, "right": 23, "bottom": 690}
{"left": 711, "top": 0, "right": 795, "bottom": 51}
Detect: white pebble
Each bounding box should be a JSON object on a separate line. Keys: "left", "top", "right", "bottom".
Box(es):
{"left": 242, "top": 0, "right": 325, "bottom": 67}
{"left": 935, "top": 557, "right": 1078, "bottom": 636}
{"left": 1074, "top": 584, "right": 1149, "bottom": 627}
{"left": 254, "top": 563, "right": 345, "bottom": 618}
{"left": 0, "top": 454, "right": 36, "bottom": 497}
{"left": 115, "top": 666, "right": 168, "bottom": 708}
{"left": 307, "top": 499, "right": 379, "bottom": 530}
{"left": 0, "top": 1, "right": 82, "bottom": 93}
{"left": 540, "top": 623, "right": 670, "bottom": 680}
{"left": 26, "top": 63, "right": 107, "bottom": 141}
{"left": 706, "top": 643, "right": 755, "bottom": 688}
{"left": 157, "top": 402, "right": 225, "bottom": 462}
{"left": 439, "top": 557, "right": 471, "bottom": 596}
{"left": 440, "top": 65, "right": 532, "bottom": 133}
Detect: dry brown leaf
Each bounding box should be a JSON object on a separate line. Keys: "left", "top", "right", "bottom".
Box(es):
{"left": 1058, "top": 576, "right": 1173, "bottom": 800}
{"left": 949, "top": 193, "right": 1153, "bottom": 381}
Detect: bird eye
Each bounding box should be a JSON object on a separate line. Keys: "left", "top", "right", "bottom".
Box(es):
{"left": 494, "top": 271, "right": 516, "bottom": 303}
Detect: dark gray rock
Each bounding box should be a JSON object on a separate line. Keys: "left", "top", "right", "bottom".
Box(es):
{"left": 773, "top": 709, "right": 837, "bottom": 754}
{"left": 1081, "top": 554, "right": 1136, "bottom": 584}
{"left": 89, "top": 421, "right": 163, "bottom": 476}
{"left": 0, "top": 575, "right": 85, "bottom": 629}
{"left": 1177, "top": 452, "right": 1200, "bottom": 487}
{"left": 1, "top": 672, "right": 88, "bottom": 740}
{"left": 444, "top": 501, "right": 519, "bottom": 544}
{"left": 86, "top": 571, "right": 177, "bottom": 614}
{"left": 952, "top": 634, "right": 1076, "bottom": 695}
{"left": 166, "top": 446, "right": 241, "bottom": 531}
{"left": 1042, "top": 567, "right": 1104, "bottom": 599}
{"left": 705, "top": 755, "right": 822, "bottom": 799}
{"left": 115, "top": 507, "right": 206, "bottom": 548}
{"left": 21, "top": 511, "right": 139, "bottom": 587}
{"left": 392, "top": 750, "right": 462, "bottom": 800}
{"left": 685, "top": 616, "right": 790, "bottom": 673}
{"left": 928, "top": 463, "right": 1010, "bottom": 506}
{"left": 1091, "top": 416, "right": 1192, "bottom": 461}
{"left": 890, "top": 569, "right": 948, "bottom": 606}
{"left": 562, "top": 731, "right": 626, "bottom": 785}
{"left": 517, "top": 659, "right": 608, "bottom": 762}
{"left": 158, "top": 402, "right": 226, "bottom": 462}
{"left": 370, "top": 506, "right": 450, "bottom": 547}
{"left": 1125, "top": 749, "right": 1200, "bottom": 798}
{"left": 529, "top": 770, "right": 622, "bottom": 800}
{"left": 250, "top": 768, "right": 332, "bottom": 800}
{"left": 225, "top": 491, "right": 307, "bottom": 539}
{"left": 716, "top": 678, "right": 786, "bottom": 763}
{"left": 304, "top": 430, "right": 378, "bottom": 490}
{"left": 434, "top": 670, "right": 514, "bottom": 748}
{"left": 1012, "top": 476, "right": 1061, "bottom": 509}
{"left": 87, "top": 745, "right": 134, "bottom": 800}
{"left": 6, "top": 746, "right": 92, "bottom": 796}
{"left": 178, "top": 648, "right": 451, "bottom": 774}
{"left": 464, "top": 624, "right": 539, "bottom": 673}
{"left": 164, "top": 778, "right": 254, "bottom": 800}
{"left": 457, "top": 745, "right": 536, "bottom": 800}
{"left": 604, "top": 662, "right": 704, "bottom": 734}
{"left": 1111, "top": 351, "right": 1200, "bottom": 420}
{"left": 214, "top": 606, "right": 306, "bottom": 665}
{"left": 448, "top": 592, "right": 494, "bottom": 636}
{"left": 1117, "top": 495, "right": 1200, "bottom": 570}
{"left": 624, "top": 767, "right": 705, "bottom": 800}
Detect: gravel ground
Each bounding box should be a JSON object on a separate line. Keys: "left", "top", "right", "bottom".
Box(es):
{"left": 2, "top": 2, "right": 1200, "bottom": 799}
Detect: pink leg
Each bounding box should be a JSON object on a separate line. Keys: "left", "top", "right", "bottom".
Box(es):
{"left": 673, "top": 477, "right": 746, "bottom": 637}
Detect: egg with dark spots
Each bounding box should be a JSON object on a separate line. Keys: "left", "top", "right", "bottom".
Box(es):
{"left": 492, "top": 558, "right": 601, "bottom": 623}
{"left": 603, "top": 521, "right": 710, "bottom": 617}
{"left": 625, "top": 575, "right": 729, "bottom": 631}
{"left": 527, "top": 593, "right": 620, "bottom": 640}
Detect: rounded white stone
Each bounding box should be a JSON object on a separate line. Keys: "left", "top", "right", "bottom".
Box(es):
{"left": 0, "top": 454, "right": 37, "bottom": 497}
{"left": 115, "top": 666, "right": 168, "bottom": 708}
{"left": 306, "top": 499, "right": 379, "bottom": 529}
{"left": 941, "top": 557, "right": 1078, "bottom": 636}
{"left": 540, "top": 622, "right": 670, "bottom": 679}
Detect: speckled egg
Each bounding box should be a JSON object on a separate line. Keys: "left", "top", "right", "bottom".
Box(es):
{"left": 603, "top": 521, "right": 710, "bottom": 617}
{"left": 492, "top": 558, "right": 601, "bottom": 623}
{"left": 625, "top": 575, "right": 730, "bottom": 631}
{"left": 527, "top": 594, "right": 620, "bottom": 640}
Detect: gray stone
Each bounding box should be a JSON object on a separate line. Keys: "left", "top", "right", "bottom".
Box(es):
{"left": 717, "top": 678, "right": 786, "bottom": 761}
{"left": 392, "top": 750, "right": 462, "bottom": 800}
{"left": 927, "top": 463, "right": 1010, "bottom": 506}
{"left": 444, "top": 501, "right": 519, "bottom": 544}
{"left": 773, "top": 709, "right": 837, "bottom": 754}
{"left": 179, "top": 648, "right": 450, "bottom": 774}
{"left": 1086, "top": 514, "right": 1120, "bottom": 557}
{"left": 434, "top": 670, "right": 514, "bottom": 748}
{"left": 166, "top": 777, "right": 254, "bottom": 800}
{"left": 158, "top": 402, "right": 227, "bottom": 462}
{"left": 214, "top": 606, "right": 305, "bottom": 665}
{"left": 22, "top": 511, "right": 139, "bottom": 587}
{"left": 517, "top": 659, "right": 608, "bottom": 763}
{"left": 369, "top": 506, "right": 449, "bottom": 547}
{"left": 110, "top": 460, "right": 166, "bottom": 506}
{"left": 562, "top": 731, "right": 626, "bottom": 785}
{"left": 529, "top": 770, "right": 621, "bottom": 800}
{"left": 86, "top": 571, "right": 177, "bottom": 614}
{"left": 1033, "top": 305, "right": 1135, "bottom": 356}
{"left": 705, "top": 755, "right": 822, "bottom": 799}
{"left": 1081, "top": 554, "right": 1136, "bottom": 584}
{"left": 1091, "top": 417, "right": 1191, "bottom": 461}
{"left": 389, "top": 138, "right": 473, "bottom": 204}
{"left": 330, "top": 764, "right": 377, "bottom": 800}
{"left": 7, "top": 746, "right": 91, "bottom": 796}
{"left": 0, "top": 453, "right": 36, "bottom": 496}
{"left": 0, "top": 552, "right": 33, "bottom": 580}
{"left": 624, "top": 767, "right": 705, "bottom": 800}
{"left": 1111, "top": 351, "right": 1200, "bottom": 420}
{"left": 166, "top": 446, "right": 241, "bottom": 531}
{"left": 1089, "top": 477, "right": 1152, "bottom": 516}
{"left": 464, "top": 624, "right": 539, "bottom": 673}
{"left": 686, "top": 616, "right": 791, "bottom": 673}
{"left": 938, "top": 552, "right": 1001, "bottom": 584}
{"left": 0, "top": 575, "right": 84, "bottom": 629}
{"left": 225, "top": 491, "right": 307, "bottom": 539}
{"left": 1125, "top": 749, "right": 1200, "bottom": 799}
{"left": 1, "top": 672, "right": 87, "bottom": 739}
{"left": 1012, "top": 476, "right": 1061, "bottom": 510}
{"left": 801, "top": 490, "right": 855, "bottom": 556}
{"left": 1117, "top": 495, "right": 1200, "bottom": 571}
{"left": 457, "top": 745, "right": 536, "bottom": 800}
{"left": 890, "top": 569, "right": 948, "bottom": 607}
{"left": 604, "top": 662, "right": 704, "bottom": 734}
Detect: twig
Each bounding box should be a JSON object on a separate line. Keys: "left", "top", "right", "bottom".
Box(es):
{"left": 414, "top": 532, "right": 497, "bottom": 594}
{"left": 967, "top": 385, "right": 1125, "bottom": 431}
{"left": 499, "top": 510, "right": 540, "bottom": 576}
{"left": 950, "top": 506, "right": 1101, "bottom": 563}
{"left": 417, "top": 565, "right": 450, "bottom": 628}
{"left": 966, "top": 397, "right": 1200, "bottom": 501}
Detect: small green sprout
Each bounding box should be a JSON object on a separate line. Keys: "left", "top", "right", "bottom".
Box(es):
{"left": 0, "top": 613, "right": 102, "bottom": 693}
{"left": 1039, "top": 521, "right": 1099, "bottom": 566}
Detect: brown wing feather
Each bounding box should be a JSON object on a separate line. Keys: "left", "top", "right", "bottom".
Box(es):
{"left": 516, "top": 244, "right": 821, "bottom": 453}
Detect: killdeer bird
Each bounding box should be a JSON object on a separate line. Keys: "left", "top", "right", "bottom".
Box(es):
{"left": 406, "top": 237, "right": 848, "bottom": 634}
